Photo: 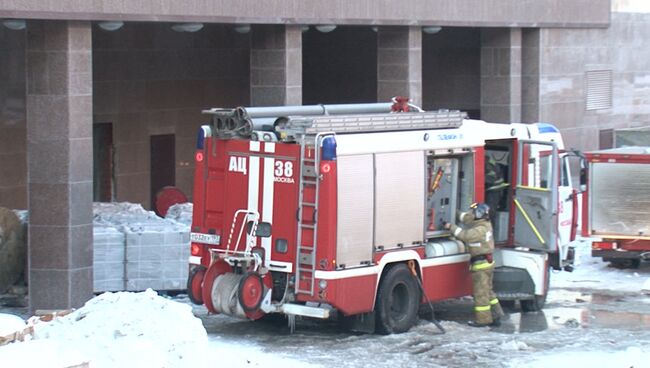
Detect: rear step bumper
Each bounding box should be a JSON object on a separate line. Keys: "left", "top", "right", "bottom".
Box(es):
{"left": 593, "top": 250, "right": 650, "bottom": 260}
{"left": 262, "top": 301, "right": 331, "bottom": 319}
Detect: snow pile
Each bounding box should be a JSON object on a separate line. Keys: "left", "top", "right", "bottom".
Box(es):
{"left": 0, "top": 313, "right": 25, "bottom": 336}
{"left": 165, "top": 203, "right": 194, "bottom": 226}
{"left": 516, "top": 346, "right": 650, "bottom": 368}
{"left": 0, "top": 289, "right": 207, "bottom": 368}
{"left": 93, "top": 202, "right": 187, "bottom": 232}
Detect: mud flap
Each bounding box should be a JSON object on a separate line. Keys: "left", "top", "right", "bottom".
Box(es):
{"left": 493, "top": 249, "right": 547, "bottom": 299}
{"left": 492, "top": 266, "right": 535, "bottom": 299}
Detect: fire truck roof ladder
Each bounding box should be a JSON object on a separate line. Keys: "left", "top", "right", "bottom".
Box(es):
{"left": 204, "top": 102, "right": 396, "bottom": 139}
{"left": 295, "top": 132, "right": 333, "bottom": 296}
{"left": 276, "top": 110, "right": 466, "bottom": 140}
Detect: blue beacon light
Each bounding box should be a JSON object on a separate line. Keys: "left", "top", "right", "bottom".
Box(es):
{"left": 196, "top": 127, "right": 206, "bottom": 150}
{"left": 321, "top": 136, "right": 337, "bottom": 160}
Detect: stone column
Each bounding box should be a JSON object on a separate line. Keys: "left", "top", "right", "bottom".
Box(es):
{"left": 250, "top": 25, "right": 302, "bottom": 106}
{"left": 377, "top": 27, "right": 422, "bottom": 106}
{"left": 480, "top": 28, "right": 522, "bottom": 123}
{"left": 0, "top": 27, "right": 27, "bottom": 209}
{"left": 26, "top": 21, "right": 93, "bottom": 311}
{"left": 521, "top": 29, "right": 541, "bottom": 123}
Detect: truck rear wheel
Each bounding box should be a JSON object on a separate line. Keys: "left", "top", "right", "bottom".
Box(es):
{"left": 607, "top": 258, "right": 641, "bottom": 269}
{"left": 187, "top": 265, "right": 206, "bottom": 305}
{"left": 375, "top": 264, "right": 420, "bottom": 334}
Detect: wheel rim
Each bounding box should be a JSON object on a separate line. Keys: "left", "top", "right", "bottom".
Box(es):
{"left": 238, "top": 272, "right": 264, "bottom": 312}
{"left": 389, "top": 282, "right": 409, "bottom": 321}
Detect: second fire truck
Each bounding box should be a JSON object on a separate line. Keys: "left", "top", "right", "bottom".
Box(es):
{"left": 186, "top": 100, "right": 577, "bottom": 333}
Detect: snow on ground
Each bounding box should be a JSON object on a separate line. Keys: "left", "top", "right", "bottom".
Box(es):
{"left": 511, "top": 346, "right": 650, "bottom": 368}
{"left": 208, "top": 338, "right": 321, "bottom": 368}
{"left": 552, "top": 238, "right": 650, "bottom": 292}
{"left": 0, "top": 289, "right": 315, "bottom": 368}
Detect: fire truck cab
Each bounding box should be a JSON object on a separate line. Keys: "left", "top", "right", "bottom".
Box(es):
{"left": 187, "top": 101, "right": 576, "bottom": 334}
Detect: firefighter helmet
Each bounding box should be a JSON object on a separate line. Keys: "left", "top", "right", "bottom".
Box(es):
{"left": 470, "top": 203, "right": 490, "bottom": 220}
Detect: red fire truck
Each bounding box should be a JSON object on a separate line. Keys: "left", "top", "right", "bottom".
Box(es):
{"left": 186, "top": 100, "right": 577, "bottom": 333}
{"left": 583, "top": 147, "right": 650, "bottom": 268}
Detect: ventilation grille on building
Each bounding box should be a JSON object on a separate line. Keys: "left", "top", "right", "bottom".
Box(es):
{"left": 586, "top": 70, "right": 612, "bottom": 111}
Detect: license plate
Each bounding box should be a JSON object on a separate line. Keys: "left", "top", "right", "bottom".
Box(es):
{"left": 190, "top": 232, "right": 221, "bottom": 245}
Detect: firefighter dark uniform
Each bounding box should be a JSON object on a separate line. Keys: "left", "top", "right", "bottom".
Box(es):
{"left": 448, "top": 205, "right": 505, "bottom": 326}
{"left": 485, "top": 156, "right": 508, "bottom": 213}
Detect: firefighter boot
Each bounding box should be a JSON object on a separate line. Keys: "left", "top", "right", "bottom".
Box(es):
{"left": 467, "top": 320, "right": 492, "bottom": 328}
{"left": 491, "top": 298, "right": 505, "bottom": 324}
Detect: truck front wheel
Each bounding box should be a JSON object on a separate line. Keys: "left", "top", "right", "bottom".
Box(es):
{"left": 375, "top": 264, "right": 420, "bottom": 334}
{"left": 521, "top": 267, "right": 550, "bottom": 312}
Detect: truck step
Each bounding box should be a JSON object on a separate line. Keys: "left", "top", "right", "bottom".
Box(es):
{"left": 495, "top": 292, "right": 534, "bottom": 300}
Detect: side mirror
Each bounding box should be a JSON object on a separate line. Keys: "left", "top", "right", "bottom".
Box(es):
{"left": 247, "top": 221, "right": 272, "bottom": 238}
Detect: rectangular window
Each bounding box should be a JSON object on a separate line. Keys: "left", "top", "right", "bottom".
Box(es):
{"left": 599, "top": 129, "right": 613, "bottom": 149}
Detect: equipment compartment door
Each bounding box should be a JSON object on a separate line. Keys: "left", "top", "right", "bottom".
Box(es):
{"left": 513, "top": 140, "right": 559, "bottom": 252}
{"left": 336, "top": 154, "right": 374, "bottom": 267}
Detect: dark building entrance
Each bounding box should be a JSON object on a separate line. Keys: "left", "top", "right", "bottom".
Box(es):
{"left": 150, "top": 134, "right": 176, "bottom": 214}
{"left": 93, "top": 122, "right": 114, "bottom": 202}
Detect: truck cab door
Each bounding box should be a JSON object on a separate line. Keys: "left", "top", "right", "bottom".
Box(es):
{"left": 558, "top": 152, "right": 585, "bottom": 244}
{"left": 513, "top": 140, "right": 559, "bottom": 252}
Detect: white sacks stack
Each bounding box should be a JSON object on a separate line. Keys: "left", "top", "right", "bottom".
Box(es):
{"left": 92, "top": 202, "right": 192, "bottom": 293}
{"left": 93, "top": 226, "right": 126, "bottom": 291}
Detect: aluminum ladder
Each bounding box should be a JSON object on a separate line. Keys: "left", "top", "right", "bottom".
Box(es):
{"left": 295, "top": 133, "right": 333, "bottom": 296}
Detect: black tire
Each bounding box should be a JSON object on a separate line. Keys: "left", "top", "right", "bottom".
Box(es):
{"left": 609, "top": 259, "right": 641, "bottom": 269}
{"left": 500, "top": 300, "right": 516, "bottom": 311}
{"left": 186, "top": 265, "right": 206, "bottom": 305}
{"left": 521, "top": 267, "right": 550, "bottom": 312}
{"left": 375, "top": 264, "right": 420, "bottom": 334}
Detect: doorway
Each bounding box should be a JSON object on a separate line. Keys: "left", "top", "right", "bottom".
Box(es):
{"left": 150, "top": 134, "right": 176, "bottom": 214}
{"left": 93, "top": 122, "right": 114, "bottom": 202}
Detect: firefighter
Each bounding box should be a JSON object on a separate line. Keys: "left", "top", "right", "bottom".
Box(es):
{"left": 444, "top": 203, "right": 505, "bottom": 327}
{"left": 485, "top": 156, "right": 508, "bottom": 214}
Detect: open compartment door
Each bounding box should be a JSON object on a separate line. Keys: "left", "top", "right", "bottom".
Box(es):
{"left": 513, "top": 140, "right": 559, "bottom": 252}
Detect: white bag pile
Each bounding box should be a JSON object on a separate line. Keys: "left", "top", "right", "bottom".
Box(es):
{"left": 93, "top": 202, "right": 192, "bottom": 292}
